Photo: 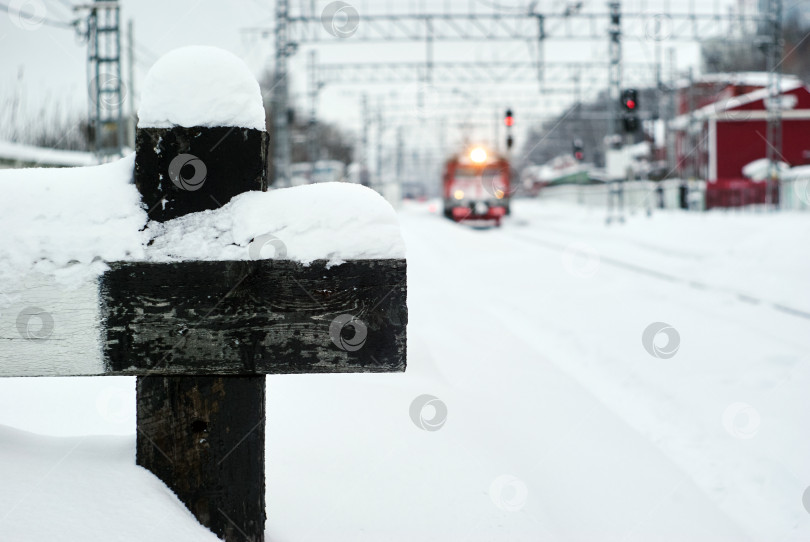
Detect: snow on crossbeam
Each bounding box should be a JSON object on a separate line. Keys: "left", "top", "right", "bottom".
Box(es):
{"left": 0, "top": 158, "right": 406, "bottom": 377}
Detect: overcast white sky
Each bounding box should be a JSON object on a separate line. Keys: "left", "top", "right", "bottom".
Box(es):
{"left": 0, "top": 0, "right": 755, "bottom": 158}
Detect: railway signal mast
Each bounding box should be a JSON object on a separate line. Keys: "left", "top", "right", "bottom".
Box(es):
{"left": 504, "top": 108, "right": 514, "bottom": 152}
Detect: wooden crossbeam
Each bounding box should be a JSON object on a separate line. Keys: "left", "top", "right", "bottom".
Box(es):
{"left": 100, "top": 259, "right": 407, "bottom": 375}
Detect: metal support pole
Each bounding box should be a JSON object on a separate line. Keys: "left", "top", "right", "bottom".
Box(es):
{"left": 426, "top": 18, "right": 434, "bottom": 84}
{"left": 273, "top": 0, "right": 292, "bottom": 186}
{"left": 307, "top": 49, "right": 319, "bottom": 163}
{"left": 765, "top": 0, "right": 783, "bottom": 208}
{"left": 608, "top": 2, "right": 622, "bottom": 142}
{"left": 536, "top": 14, "right": 545, "bottom": 91}
{"left": 361, "top": 93, "right": 369, "bottom": 185}
{"left": 127, "top": 18, "right": 135, "bottom": 150}
{"left": 376, "top": 98, "right": 383, "bottom": 187}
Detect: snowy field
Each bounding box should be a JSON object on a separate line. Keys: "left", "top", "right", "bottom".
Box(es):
{"left": 1, "top": 199, "right": 809, "bottom": 541}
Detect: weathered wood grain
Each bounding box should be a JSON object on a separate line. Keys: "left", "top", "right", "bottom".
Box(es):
{"left": 135, "top": 126, "right": 267, "bottom": 222}
{"left": 99, "top": 259, "right": 407, "bottom": 375}
{"left": 137, "top": 375, "right": 265, "bottom": 542}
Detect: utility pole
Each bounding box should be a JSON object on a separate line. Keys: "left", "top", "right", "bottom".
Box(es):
{"left": 665, "top": 47, "right": 677, "bottom": 175}
{"left": 361, "top": 93, "right": 369, "bottom": 185}
{"left": 376, "top": 98, "right": 383, "bottom": 187}
{"left": 77, "top": 1, "right": 124, "bottom": 157}
{"left": 536, "top": 14, "right": 545, "bottom": 90}
{"left": 764, "top": 0, "right": 783, "bottom": 207}
{"left": 127, "top": 18, "right": 135, "bottom": 149}
{"left": 273, "top": 0, "right": 292, "bottom": 186}
{"left": 307, "top": 49, "right": 319, "bottom": 163}
{"left": 396, "top": 126, "right": 404, "bottom": 181}
{"left": 608, "top": 2, "right": 622, "bottom": 144}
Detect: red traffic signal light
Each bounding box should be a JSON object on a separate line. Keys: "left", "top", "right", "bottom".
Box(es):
{"left": 505, "top": 109, "right": 514, "bottom": 127}
{"left": 621, "top": 89, "right": 638, "bottom": 112}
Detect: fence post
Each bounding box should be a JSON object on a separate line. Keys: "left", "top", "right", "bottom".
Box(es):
{"left": 133, "top": 112, "right": 268, "bottom": 539}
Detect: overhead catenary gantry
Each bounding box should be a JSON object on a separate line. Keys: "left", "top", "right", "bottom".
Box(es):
{"left": 253, "top": 2, "right": 778, "bottom": 185}
{"left": 314, "top": 61, "right": 657, "bottom": 86}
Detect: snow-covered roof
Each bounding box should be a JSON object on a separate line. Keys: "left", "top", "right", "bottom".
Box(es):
{"left": 137, "top": 46, "right": 266, "bottom": 131}
{"left": 670, "top": 79, "right": 808, "bottom": 129}
{"left": 741, "top": 158, "right": 789, "bottom": 181}
{"left": 675, "top": 72, "right": 802, "bottom": 90}
{"left": 0, "top": 140, "right": 97, "bottom": 168}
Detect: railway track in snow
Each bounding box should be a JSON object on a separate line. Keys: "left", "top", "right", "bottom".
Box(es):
{"left": 503, "top": 226, "right": 810, "bottom": 322}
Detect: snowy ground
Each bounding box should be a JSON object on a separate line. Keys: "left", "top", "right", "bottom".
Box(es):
{"left": 1, "top": 199, "right": 809, "bottom": 541}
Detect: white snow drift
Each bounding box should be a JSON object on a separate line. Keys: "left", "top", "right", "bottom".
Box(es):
{"left": 0, "top": 155, "right": 404, "bottom": 287}
{"left": 137, "top": 46, "right": 266, "bottom": 131}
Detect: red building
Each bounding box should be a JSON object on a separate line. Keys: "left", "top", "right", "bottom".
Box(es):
{"left": 672, "top": 73, "right": 810, "bottom": 208}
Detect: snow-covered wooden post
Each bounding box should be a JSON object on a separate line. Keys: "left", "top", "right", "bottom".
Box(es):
{"left": 129, "top": 47, "right": 271, "bottom": 541}
{"left": 0, "top": 46, "right": 406, "bottom": 542}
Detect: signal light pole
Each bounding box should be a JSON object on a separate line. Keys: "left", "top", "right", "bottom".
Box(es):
{"left": 505, "top": 108, "right": 514, "bottom": 151}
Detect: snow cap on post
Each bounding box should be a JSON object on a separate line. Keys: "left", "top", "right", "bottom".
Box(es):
{"left": 137, "top": 46, "right": 266, "bottom": 130}
{"left": 134, "top": 46, "right": 268, "bottom": 222}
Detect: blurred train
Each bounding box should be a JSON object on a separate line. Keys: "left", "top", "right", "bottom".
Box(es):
{"left": 442, "top": 146, "right": 511, "bottom": 226}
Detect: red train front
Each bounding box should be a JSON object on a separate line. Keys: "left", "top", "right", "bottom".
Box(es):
{"left": 442, "top": 146, "right": 511, "bottom": 226}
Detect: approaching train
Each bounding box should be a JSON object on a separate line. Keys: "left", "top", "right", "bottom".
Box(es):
{"left": 442, "top": 146, "right": 511, "bottom": 225}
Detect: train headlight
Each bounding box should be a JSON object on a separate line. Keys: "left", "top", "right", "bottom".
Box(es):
{"left": 470, "top": 147, "right": 487, "bottom": 164}
{"left": 494, "top": 189, "right": 505, "bottom": 199}
{"left": 454, "top": 189, "right": 465, "bottom": 200}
